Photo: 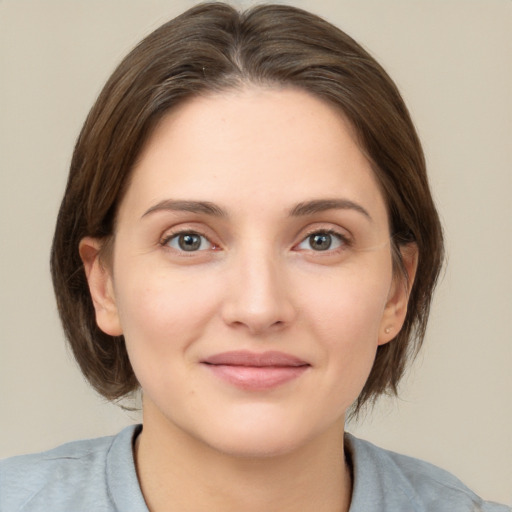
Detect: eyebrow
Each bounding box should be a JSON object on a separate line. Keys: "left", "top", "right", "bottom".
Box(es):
{"left": 142, "top": 199, "right": 227, "bottom": 218}
{"left": 289, "top": 199, "right": 372, "bottom": 221}
{"left": 141, "top": 198, "right": 371, "bottom": 221}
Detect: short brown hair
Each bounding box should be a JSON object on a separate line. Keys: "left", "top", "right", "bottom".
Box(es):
{"left": 51, "top": 2, "right": 443, "bottom": 414}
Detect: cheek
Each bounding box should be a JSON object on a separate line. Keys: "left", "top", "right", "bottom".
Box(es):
{"left": 300, "top": 258, "right": 392, "bottom": 341}
{"left": 113, "top": 267, "right": 221, "bottom": 367}
{"left": 297, "top": 258, "right": 392, "bottom": 392}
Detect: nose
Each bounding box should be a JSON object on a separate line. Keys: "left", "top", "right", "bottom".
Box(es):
{"left": 221, "top": 247, "right": 297, "bottom": 335}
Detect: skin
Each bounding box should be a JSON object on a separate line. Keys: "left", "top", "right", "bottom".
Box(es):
{"left": 81, "top": 87, "right": 416, "bottom": 512}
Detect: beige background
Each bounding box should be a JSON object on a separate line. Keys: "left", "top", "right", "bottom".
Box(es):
{"left": 1, "top": 0, "right": 510, "bottom": 505}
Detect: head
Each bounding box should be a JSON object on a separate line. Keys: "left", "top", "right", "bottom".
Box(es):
{"left": 51, "top": 2, "right": 443, "bottom": 419}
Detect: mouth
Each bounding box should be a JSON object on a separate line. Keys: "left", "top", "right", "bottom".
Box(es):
{"left": 201, "top": 350, "right": 310, "bottom": 391}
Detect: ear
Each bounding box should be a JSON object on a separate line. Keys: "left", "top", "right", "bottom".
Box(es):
{"left": 378, "top": 243, "right": 418, "bottom": 345}
{"left": 79, "top": 237, "right": 123, "bottom": 336}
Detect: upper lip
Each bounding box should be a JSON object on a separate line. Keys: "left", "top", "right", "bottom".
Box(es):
{"left": 202, "top": 350, "right": 309, "bottom": 367}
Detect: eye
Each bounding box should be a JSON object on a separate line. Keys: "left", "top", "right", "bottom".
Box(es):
{"left": 164, "top": 232, "right": 213, "bottom": 252}
{"left": 296, "top": 230, "right": 347, "bottom": 252}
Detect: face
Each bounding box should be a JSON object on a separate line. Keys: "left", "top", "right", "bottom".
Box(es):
{"left": 82, "top": 87, "right": 411, "bottom": 458}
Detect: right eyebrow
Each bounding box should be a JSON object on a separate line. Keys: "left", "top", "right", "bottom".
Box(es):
{"left": 141, "top": 199, "right": 227, "bottom": 219}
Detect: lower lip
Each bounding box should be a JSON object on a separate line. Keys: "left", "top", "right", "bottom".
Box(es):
{"left": 203, "top": 364, "right": 309, "bottom": 391}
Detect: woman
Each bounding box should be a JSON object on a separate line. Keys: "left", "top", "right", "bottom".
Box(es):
{"left": 0, "top": 3, "right": 508, "bottom": 511}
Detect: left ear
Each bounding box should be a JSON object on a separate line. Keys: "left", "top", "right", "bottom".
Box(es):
{"left": 378, "top": 243, "right": 418, "bottom": 345}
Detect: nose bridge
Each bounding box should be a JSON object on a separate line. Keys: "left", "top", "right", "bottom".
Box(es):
{"left": 222, "top": 238, "right": 294, "bottom": 333}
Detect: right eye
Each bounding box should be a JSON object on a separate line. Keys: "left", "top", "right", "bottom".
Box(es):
{"left": 163, "top": 232, "right": 213, "bottom": 252}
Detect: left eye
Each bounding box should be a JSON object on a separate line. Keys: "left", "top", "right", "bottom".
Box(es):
{"left": 165, "top": 232, "right": 212, "bottom": 252}
{"left": 296, "top": 231, "right": 345, "bottom": 252}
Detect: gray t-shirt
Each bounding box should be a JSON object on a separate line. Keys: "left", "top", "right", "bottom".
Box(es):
{"left": 0, "top": 425, "right": 509, "bottom": 511}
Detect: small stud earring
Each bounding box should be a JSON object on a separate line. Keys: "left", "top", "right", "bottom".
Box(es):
{"left": 385, "top": 327, "right": 392, "bottom": 334}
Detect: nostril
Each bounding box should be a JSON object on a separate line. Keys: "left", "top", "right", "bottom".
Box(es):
{"left": 220, "top": 269, "right": 296, "bottom": 333}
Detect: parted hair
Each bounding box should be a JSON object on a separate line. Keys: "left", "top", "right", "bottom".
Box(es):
{"left": 50, "top": 2, "right": 444, "bottom": 414}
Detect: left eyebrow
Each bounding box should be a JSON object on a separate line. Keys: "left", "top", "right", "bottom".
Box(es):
{"left": 288, "top": 199, "right": 372, "bottom": 222}
{"left": 141, "top": 199, "right": 227, "bottom": 219}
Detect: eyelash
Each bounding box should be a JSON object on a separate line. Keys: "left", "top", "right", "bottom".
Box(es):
{"left": 160, "top": 230, "right": 216, "bottom": 253}
{"left": 160, "top": 227, "right": 351, "bottom": 255}
{"left": 295, "top": 228, "right": 352, "bottom": 253}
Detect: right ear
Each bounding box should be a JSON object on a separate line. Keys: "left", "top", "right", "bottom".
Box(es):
{"left": 79, "top": 237, "right": 123, "bottom": 336}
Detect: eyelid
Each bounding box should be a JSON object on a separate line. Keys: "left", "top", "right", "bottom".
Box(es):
{"left": 163, "top": 232, "right": 211, "bottom": 251}
{"left": 159, "top": 226, "right": 220, "bottom": 253}
{"left": 158, "top": 222, "right": 352, "bottom": 254}
{"left": 298, "top": 229, "right": 349, "bottom": 250}
{"left": 294, "top": 223, "right": 352, "bottom": 245}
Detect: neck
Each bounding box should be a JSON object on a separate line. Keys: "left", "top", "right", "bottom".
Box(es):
{"left": 134, "top": 407, "right": 351, "bottom": 512}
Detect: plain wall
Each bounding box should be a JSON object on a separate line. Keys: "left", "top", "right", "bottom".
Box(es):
{"left": 1, "top": 0, "right": 510, "bottom": 505}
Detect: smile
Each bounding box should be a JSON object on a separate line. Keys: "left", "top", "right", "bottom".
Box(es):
{"left": 201, "top": 350, "right": 310, "bottom": 391}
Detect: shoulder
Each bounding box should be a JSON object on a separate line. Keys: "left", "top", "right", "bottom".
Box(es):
{"left": 0, "top": 425, "right": 145, "bottom": 512}
{"left": 345, "top": 433, "right": 510, "bottom": 512}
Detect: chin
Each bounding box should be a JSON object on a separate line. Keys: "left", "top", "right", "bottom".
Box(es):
{"left": 196, "top": 412, "right": 330, "bottom": 459}
{"left": 206, "top": 429, "right": 306, "bottom": 459}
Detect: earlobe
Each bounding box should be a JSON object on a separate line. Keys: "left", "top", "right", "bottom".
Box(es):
{"left": 79, "top": 237, "right": 123, "bottom": 336}
{"left": 378, "top": 243, "right": 418, "bottom": 345}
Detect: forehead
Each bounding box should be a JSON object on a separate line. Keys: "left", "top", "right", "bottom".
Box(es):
{"left": 121, "top": 86, "right": 387, "bottom": 224}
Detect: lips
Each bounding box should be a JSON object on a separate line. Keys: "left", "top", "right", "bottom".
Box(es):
{"left": 201, "top": 350, "right": 310, "bottom": 391}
